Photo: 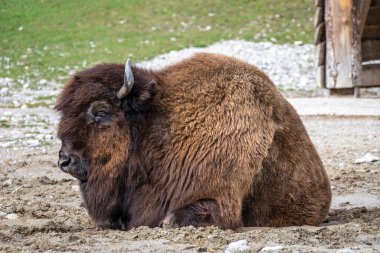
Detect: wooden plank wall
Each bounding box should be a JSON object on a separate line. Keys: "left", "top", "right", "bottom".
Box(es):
{"left": 314, "top": 0, "right": 326, "bottom": 88}
{"left": 360, "top": 0, "right": 380, "bottom": 88}
{"left": 351, "top": 0, "right": 371, "bottom": 89}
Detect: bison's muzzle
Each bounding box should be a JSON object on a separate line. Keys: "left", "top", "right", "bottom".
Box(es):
{"left": 58, "top": 150, "right": 87, "bottom": 181}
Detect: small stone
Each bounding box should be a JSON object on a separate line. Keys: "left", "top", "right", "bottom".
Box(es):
{"left": 3, "top": 111, "right": 12, "bottom": 117}
{"left": 338, "top": 162, "right": 346, "bottom": 168}
{"left": 13, "top": 100, "right": 20, "bottom": 107}
{"left": 68, "top": 235, "right": 80, "bottom": 242}
{"left": 3, "top": 179, "right": 12, "bottom": 187}
{"left": 336, "top": 249, "right": 358, "bottom": 253}
{"left": 260, "top": 245, "right": 284, "bottom": 252}
{"left": 72, "top": 185, "right": 80, "bottom": 192}
{"left": 6, "top": 213, "right": 18, "bottom": 220}
{"left": 355, "top": 153, "right": 380, "bottom": 164}
{"left": 38, "top": 176, "right": 56, "bottom": 185}
{"left": 38, "top": 79, "right": 48, "bottom": 85}
{"left": 0, "top": 87, "right": 9, "bottom": 95}
{"left": 26, "top": 139, "right": 40, "bottom": 147}
{"left": 45, "top": 134, "right": 53, "bottom": 140}
{"left": 225, "top": 240, "right": 249, "bottom": 253}
{"left": 0, "top": 211, "right": 7, "bottom": 217}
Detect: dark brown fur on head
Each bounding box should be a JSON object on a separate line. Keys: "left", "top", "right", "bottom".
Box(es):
{"left": 56, "top": 64, "right": 157, "bottom": 229}
{"left": 56, "top": 53, "right": 331, "bottom": 230}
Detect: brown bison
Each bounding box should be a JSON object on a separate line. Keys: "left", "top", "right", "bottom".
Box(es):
{"left": 55, "top": 53, "right": 331, "bottom": 230}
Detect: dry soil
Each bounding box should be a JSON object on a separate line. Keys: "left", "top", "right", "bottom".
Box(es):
{"left": 0, "top": 108, "right": 379, "bottom": 252}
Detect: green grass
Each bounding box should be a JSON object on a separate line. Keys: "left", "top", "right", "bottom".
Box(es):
{"left": 0, "top": 0, "right": 314, "bottom": 85}
{"left": 36, "top": 95, "right": 56, "bottom": 101}
{"left": 0, "top": 119, "right": 11, "bottom": 128}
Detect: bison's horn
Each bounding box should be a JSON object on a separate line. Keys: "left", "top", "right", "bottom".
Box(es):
{"left": 117, "top": 58, "right": 134, "bottom": 99}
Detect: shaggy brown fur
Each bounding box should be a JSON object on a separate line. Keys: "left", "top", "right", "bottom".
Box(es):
{"left": 55, "top": 53, "right": 331, "bottom": 230}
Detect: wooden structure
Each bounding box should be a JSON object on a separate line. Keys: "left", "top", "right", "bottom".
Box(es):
{"left": 315, "top": 0, "right": 380, "bottom": 97}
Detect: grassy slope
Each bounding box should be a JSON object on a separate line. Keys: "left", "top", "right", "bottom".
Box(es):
{"left": 0, "top": 0, "right": 314, "bottom": 85}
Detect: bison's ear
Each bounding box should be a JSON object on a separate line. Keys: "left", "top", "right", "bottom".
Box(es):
{"left": 120, "top": 71, "right": 156, "bottom": 113}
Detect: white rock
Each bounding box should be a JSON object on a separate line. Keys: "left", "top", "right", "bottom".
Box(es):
{"left": 338, "top": 162, "right": 346, "bottom": 168}
{"left": 3, "top": 111, "right": 12, "bottom": 116}
{"left": 336, "top": 249, "right": 358, "bottom": 253}
{"left": 3, "top": 179, "right": 13, "bottom": 187}
{"left": 36, "top": 134, "right": 45, "bottom": 140}
{"left": 0, "top": 140, "right": 12, "bottom": 148}
{"left": 27, "top": 139, "right": 40, "bottom": 147}
{"left": 72, "top": 185, "right": 80, "bottom": 192}
{"left": 0, "top": 87, "right": 9, "bottom": 95}
{"left": 13, "top": 100, "right": 20, "bottom": 107}
{"left": 225, "top": 239, "right": 249, "bottom": 253}
{"left": 38, "top": 79, "right": 48, "bottom": 85}
{"left": 354, "top": 153, "right": 380, "bottom": 164}
{"left": 6, "top": 213, "right": 18, "bottom": 220}
{"left": 260, "top": 245, "right": 284, "bottom": 252}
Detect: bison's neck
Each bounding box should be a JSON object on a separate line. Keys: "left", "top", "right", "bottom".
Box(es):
{"left": 122, "top": 106, "right": 171, "bottom": 227}
{"left": 81, "top": 103, "right": 169, "bottom": 229}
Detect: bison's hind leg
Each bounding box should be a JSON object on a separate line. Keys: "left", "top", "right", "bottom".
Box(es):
{"left": 162, "top": 199, "right": 221, "bottom": 228}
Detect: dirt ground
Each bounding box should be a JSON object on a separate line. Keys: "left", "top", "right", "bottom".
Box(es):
{"left": 0, "top": 102, "right": 380, "bottom": 252}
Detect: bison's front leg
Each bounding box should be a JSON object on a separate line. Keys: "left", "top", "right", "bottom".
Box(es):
{"left": 162, "top": 199, "right": 221, "bottom": 228}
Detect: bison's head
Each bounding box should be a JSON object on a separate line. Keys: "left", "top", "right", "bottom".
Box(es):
{"left": 55, "top": 61, "right": 156, "bottom": 185}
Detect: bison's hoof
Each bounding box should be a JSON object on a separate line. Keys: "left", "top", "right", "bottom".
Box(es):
{"left": 162, "top": 213, "right": 179, "bottom": 229}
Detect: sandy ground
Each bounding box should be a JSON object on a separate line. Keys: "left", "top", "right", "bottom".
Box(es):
{"left": 0, "top": 98, "right": 380, "bottom": 252}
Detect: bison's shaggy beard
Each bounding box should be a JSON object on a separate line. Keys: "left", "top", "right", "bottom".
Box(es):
{"left": 81, "top": 162, "right": 130, "bottom": 230}
{"left": 81, "top": 136, "right": 151, "bottom": 230}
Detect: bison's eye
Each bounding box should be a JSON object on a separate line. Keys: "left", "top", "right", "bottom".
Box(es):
{"left": 94, "top": 111, "right": 109, "bottom": 122}
{"left": 87, "top": 101, "right": 113, "bottom": 125}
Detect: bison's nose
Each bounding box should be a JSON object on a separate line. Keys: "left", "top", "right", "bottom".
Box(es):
{"left": 58, "top": 154, "right": 72, "bottom": 172}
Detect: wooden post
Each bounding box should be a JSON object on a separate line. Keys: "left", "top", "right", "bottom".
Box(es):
{"left": 325, "top": 0, "right": 354, "bottom": 89}
{"left": 324, "top": 0, "right": 371, "bottom": 91}
{"left": 314, "top": 0, "right": 326, "bottom": 88}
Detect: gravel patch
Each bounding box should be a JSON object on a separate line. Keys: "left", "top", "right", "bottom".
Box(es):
{"left": 138, "top": 40, "right": 316, "bottom": 90}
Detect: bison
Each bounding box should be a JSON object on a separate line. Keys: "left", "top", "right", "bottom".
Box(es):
{"left": 55, "top": 53, "right": 331, "bottom": 230}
